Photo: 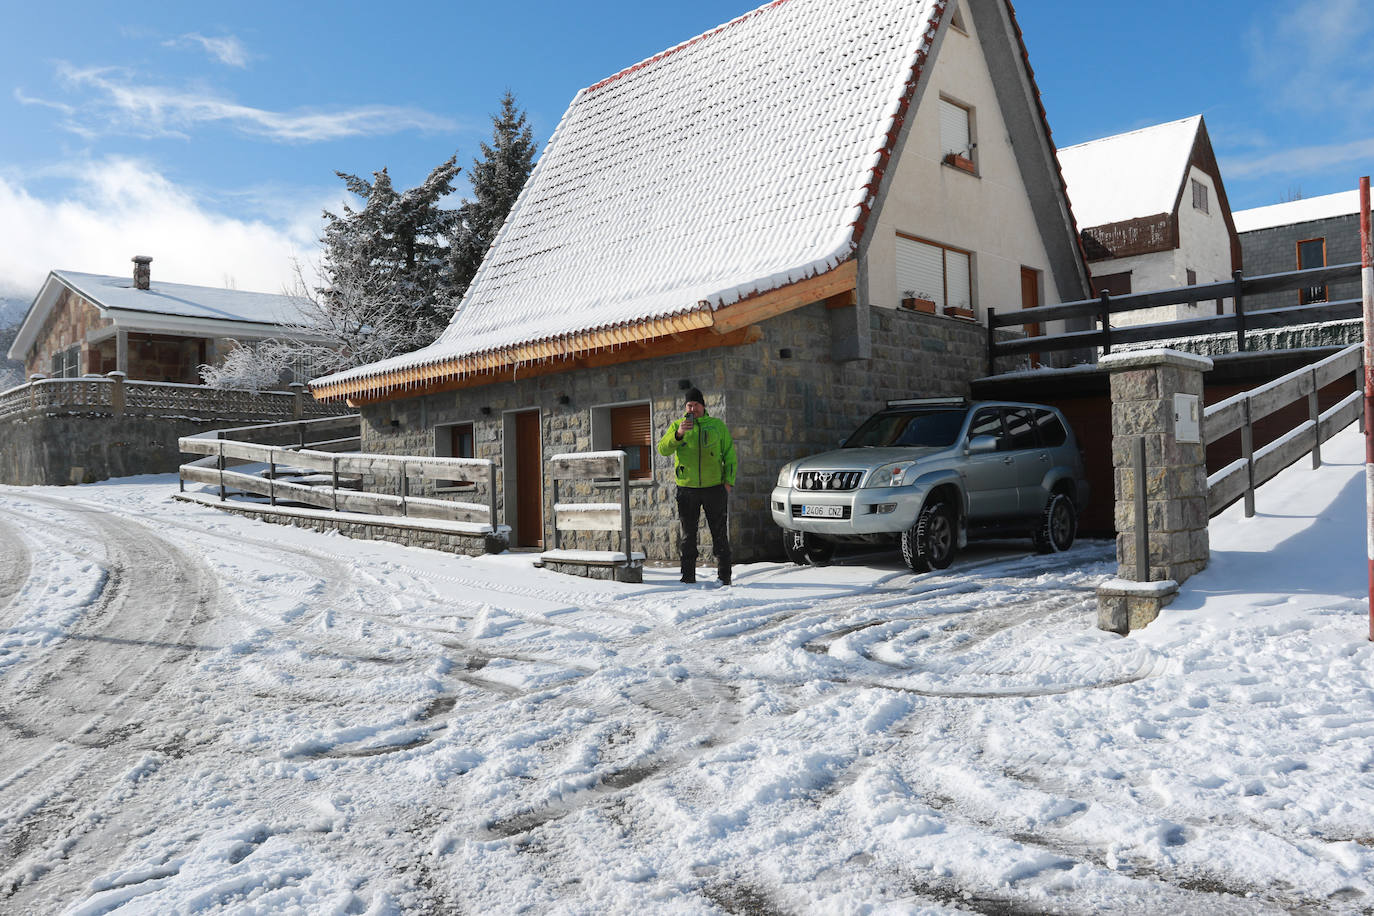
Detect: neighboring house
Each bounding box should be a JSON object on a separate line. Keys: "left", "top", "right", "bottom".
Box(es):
{"left": 1058, "top": 115, "right": 1241, "bottom": 325}
{"left": 1234, "top": 189, "right": 1365, "bottom": 311}
{"left": 312, "top": 0, "right": 1090, "bottom": 562}
{"left": 7, "top": 256, "right": 325, "bottom": 385}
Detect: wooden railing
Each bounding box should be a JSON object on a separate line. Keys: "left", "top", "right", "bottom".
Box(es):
{"left": 540, "top": 450, "right": 643, "bottom": 579}
{"left": 1204, "top": 343, "right": 1363, "bottom": 517}
{"left": 178, "top": 417, "right": 499, "bottom": 535}
{"left": 987, "top": 262, "right": 1363, "bottom": 371}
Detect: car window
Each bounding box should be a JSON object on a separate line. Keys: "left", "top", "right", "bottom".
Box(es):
{"left": 967, "top": 408, "right": 1003, "bottom": 445}
{"left": 844, "top": 408, "right": 967, "bottom": 448}
{"left": 1034, "top": 409, "right": 1068, "bottom": 447}
{"left": 1003, "top": 408, "right": 1039, "bottom": 450}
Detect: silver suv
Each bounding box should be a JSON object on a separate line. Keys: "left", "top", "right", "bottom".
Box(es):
{"left": 771, "top": 399, "right": 1088, "bottom": 572}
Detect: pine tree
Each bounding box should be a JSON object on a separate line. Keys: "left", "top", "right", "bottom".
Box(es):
{"left": 449, "top": 91, "right": 537, "bottom": 297}
{"left": 321, "top": 155, "right": 461, "bottom": 351}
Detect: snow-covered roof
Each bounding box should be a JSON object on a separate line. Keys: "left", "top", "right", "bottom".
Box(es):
{"left": 1058, "top": 116, "right": 1203, "bottom": 229}
{"left": 1232, "top": 189, "right": 1365, "bottom": 233}
{"left": 7, "top": 268, "right": 319, "bottom": 364}
{"left": 314, "top": 0, "right": 951, "bottom": 399}
{"left": 52, "top": 270, "right": 312, "bottom": 325}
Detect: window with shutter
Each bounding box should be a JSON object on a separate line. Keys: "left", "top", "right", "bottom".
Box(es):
{"left": 610, "top": 404, "right": 652, "bottom": 480}
{"left": 895, "top": 234, "right": 974, "bottom": 314}
{"left": 938, "top": 98, "right": 975, "bottom": 172}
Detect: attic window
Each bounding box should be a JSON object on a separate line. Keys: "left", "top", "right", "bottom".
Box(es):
{"left": 939, "top": 99, "right": 976, "bottom": 173}
{"left": 949, "top": 4, "right": 967, "bottom": 33}
{"left": 1191, "top": 178, "right": 1209, "bottom": 214}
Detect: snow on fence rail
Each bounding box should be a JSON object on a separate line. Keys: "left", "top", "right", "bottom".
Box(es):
{"left": 0, "top": 373, "right": 344, "bottom": 424}
{"left": 177, "top": 417, "right": 500, "bottom": 541}
{"left": 1205, "top": 343, "right": 1363, "bottom": 517}
{"left": 539, "top": 450, "right": 644, "bottom": 582}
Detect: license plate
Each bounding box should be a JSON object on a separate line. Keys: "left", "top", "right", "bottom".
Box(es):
{"left": 800, "top": 504, "right": 845, "bottom": 518}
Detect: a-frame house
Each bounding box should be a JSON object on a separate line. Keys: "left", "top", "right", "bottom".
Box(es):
{"left": 313, "top": 0, "right": 1090, "bottom": 562}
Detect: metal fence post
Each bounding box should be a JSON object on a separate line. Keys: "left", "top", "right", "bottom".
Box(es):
{"left": 1233, "top": 269, "right": 1247, "bottom": 353}
{"left": 331, "top": 455, "right": 339, "bottom": 513}
{"left": 985, "top": 307, "right": 997, "bottom": 376}
{"left": 1309, "top": 368, "right": 1322, "bottom": 469}
{"left": 551, "top": 474, "right": 561, "bottom": 551}
{"left": 620, "top": 452, "right": 631, "bottom": 561}
{"left": 1241, "top": 397, "right": 1255, "bottom": 518}
{"left": 487, "top": 462, "right": 498, "bottom": 534}
{"left": 400, "top": 460, "right": 409, "bottom": 517}
{"left": 1134, "top": 436, "right": 1149, "bottom": 582}
{"left": 217, "top": 432, "right": 226, "bottom": 502}
{"left": 1099, "top": 291, "right": 1113, "bottom": 356}
{"left": 269, "top": 452, "right": 277, "bottom": 507}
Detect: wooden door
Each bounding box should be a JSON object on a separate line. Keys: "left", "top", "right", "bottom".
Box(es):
{"left": 514, "top": 410, "right": 543, "bottom": 547}
{"left": 1020, "top": 267, "right": 1041, "bottom": 368}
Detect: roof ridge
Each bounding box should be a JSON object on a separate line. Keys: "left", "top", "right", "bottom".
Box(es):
{"left": 1060, "top": 114, "right": 1201, "bottom": 152}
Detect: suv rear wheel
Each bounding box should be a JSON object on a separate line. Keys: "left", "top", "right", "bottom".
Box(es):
{"left": 1032, "top": 492, "right": 1077, "bottom": 554}
{"left": 782, "top": 530, "right": 836, "bottom": 566}
{"left": 901, "top": 499, "right": 955, "bottom": 572}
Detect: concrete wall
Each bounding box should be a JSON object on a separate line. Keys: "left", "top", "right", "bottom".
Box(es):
{"left": 1240, "top": 213, "right": 1361, "bottom": 311}
{"left": 866, "top": 2, "right": 1062, "bottom": 324}
{"left": 360, "top": 301, "right": 995, "bottom": 564}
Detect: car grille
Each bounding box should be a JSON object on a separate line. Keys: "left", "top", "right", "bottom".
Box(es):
{"left": 791, "top": 505, "right": 853, "bottom": 519}
{"left": 794, "top": 470, "right": 863, "bottom": 491}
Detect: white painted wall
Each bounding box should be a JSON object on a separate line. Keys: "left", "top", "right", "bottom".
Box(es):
{"left": 867, "top": 6, "right": 1063, "bottom": 325}
{"left": 1091, "top": 165, "right": 1234, "bottom": 327}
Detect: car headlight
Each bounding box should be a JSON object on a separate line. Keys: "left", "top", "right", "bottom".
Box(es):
{"left": 776, "top": 462, "right": 796, "bottom": 487}
{"left": 866, "top": 461, "right": 915, "bottom": 488}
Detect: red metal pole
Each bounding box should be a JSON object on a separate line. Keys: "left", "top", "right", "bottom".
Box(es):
{"left": 1361, "top": 176, "right": 1373, "bottom": 641}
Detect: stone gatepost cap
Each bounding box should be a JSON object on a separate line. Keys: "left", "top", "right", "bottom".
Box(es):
{"left": 1098, "top": 349, "right": 1213, "bottom": 373}
{"left": 105, "top": 371, "right": 127, "bottom": 379}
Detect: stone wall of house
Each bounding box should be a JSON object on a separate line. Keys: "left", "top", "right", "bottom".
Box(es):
{"left": 23, "top": 291, "right": 109, "bottom": 377}
{"left": 1239, "top": 213, "right": 1361, "bottom": 311}
{"left": 358, "top": 302, "right": 997, "bottom": 564}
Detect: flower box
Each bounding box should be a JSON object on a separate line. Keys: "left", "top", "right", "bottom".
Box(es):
{"left": 943, "top": 152, "right": 976, "bottom": 174}
{"left": 900, "top": 296, "right": 937, "bottom": 314}
{"left": 943, "top": 305, "right": 975, "bottom": 320}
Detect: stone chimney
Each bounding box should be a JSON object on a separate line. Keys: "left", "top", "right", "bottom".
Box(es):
{"left": 132, "top": 255, "right": 152, "bottom": 290}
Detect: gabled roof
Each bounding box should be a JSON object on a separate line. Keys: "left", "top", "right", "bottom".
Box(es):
{"left": 314, "top": 0, "right": 953, "bottom": 401}
{"left": 7, "top": 269, "right": 318, "bottom": 363}
{"left": 1058, "top": 115, "right": 1204, "bottom": 229}
{"left": 1233, "top": 189, "right": 1364, "bottom": 233}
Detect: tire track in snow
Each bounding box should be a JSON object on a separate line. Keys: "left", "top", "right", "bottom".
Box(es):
{"left": 0, "top": 515, "right": 32, "bottom": 625}
{"left": 0, "top": 494, "right": 221, "bottom": 908}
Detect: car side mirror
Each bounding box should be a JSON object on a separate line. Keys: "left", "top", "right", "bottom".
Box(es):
{"left": 838, "top": 437, "right": 847, "bottom": 447}
{"left": 967, "top": 435, "right": 998, "bottom": 455}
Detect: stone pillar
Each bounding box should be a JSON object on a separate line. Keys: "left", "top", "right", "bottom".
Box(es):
{"left": 1096, "top": 349, "right": 1213, "bottom": 634}
{"left": 290, "top": 381, "right": 306, "bottom": 420}
{"left": 116, "top": 328, "right": 129, "bottom": 374}
{"left": 107, "top": 371, "right": 126, "bottom": 416}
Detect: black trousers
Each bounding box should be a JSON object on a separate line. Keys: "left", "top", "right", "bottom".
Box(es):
{"left": 677, "top": 484, "right": 731, "bottom": 575}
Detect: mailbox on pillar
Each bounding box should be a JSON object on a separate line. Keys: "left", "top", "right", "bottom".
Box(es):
{"left": 1173, "top": 393, "right": 1200, "bottom": 444}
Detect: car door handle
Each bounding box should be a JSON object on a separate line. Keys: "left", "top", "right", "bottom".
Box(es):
{"left": 1002, "top": 457, "right": 1014, "bottom": 465}
{"left": 1039, "top": 453, "right": 1050, "bottom": 462}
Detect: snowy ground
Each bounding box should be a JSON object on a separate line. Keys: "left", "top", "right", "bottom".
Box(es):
{"left": 0, "top": 427, "right": 1371, "bottom": 915}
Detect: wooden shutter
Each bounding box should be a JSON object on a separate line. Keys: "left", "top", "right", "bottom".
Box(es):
{"left": 610, "top": 404, "right": 651, "bottom": 479}
{"left": 945, "top": 249, "right": 971, "bottom": 310}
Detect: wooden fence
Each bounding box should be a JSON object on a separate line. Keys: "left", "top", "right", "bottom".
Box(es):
{"left": 988, "top": 262, "right": 1363, "bottom": 371}
{"left": 1204, "top": 343, "right": 1363, "bottom": 517}
{"left": 539, "top": 450, "right": 644, "bottom": 582}
{"left": 178, "top": 416, "right": 500, "bottom": 536}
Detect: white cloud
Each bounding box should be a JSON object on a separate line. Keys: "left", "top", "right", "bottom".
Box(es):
{"left": 167, "top": 33, "right": 252, "bottom": 68}
{"left": 24, "top": 63, "right": 458, "bottom": 143}
{"left": 1222, "top": 134, "right": 1374, "bottom": 181}
{"left": 1248, "top": 0, "right": 1374, "bottom": 115}
{"left": 0, "top": 157, "right": 324, "bottom": 302}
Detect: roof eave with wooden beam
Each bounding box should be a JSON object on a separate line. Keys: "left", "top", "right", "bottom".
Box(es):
{"left": 312, "top": 258, "right": 857, "bottom": 406}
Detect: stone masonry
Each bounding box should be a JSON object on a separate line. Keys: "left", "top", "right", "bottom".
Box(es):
{"left": 358, "top": 301, "right": 1004, "bottom": 565}
{"left": 1096, "top": 349, "right": 1213, "bottom": 633}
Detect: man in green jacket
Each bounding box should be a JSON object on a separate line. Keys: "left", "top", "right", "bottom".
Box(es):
{"left": 657, "top": 386, "right": 737, "bottom": 585}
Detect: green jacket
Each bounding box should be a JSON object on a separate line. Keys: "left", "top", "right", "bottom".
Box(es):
{"left": 657, "top": 412, "right": 737, "bottom": 489}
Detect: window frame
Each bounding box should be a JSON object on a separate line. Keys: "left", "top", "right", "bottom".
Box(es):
{"left": 937, "top": 96, "right": 977, "bottom": 174}
{"left": 434, "top": 420, "right": 478, "bottom": 490}
{"left": 1297, "top": 237, "right": 1328, "bottom": 305}
{"left": 590, "top": 400, "right": 654, "bottom": 482}
{"left": 896, "top": 232, "right": 975, "bottom": 314}
{"left": 1191, "top": 178, "right": 1210, "bottom": 214}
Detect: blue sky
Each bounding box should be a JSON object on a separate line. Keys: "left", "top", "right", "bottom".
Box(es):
{"left": 1, "top": 0, "right": 1371, "bottom": 306}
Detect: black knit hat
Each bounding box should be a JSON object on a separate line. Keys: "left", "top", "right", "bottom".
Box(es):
{"left": 684, "top": 387, "right": 705, "bottom": 405}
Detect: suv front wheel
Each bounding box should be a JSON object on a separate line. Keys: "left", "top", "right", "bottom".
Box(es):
{"left": 901, "top": 499, "right": 956, "bottom": 572}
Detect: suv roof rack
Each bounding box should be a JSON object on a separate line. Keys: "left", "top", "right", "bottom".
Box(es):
{"left": 885, "top": 397, "right": 968, "bottom": 409}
